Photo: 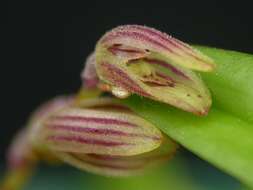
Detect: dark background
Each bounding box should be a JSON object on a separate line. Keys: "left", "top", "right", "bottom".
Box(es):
{"left": 4, "top": 2, "right": 252, "bottom": 161}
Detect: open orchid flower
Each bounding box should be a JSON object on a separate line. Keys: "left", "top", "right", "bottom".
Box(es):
{"left": 92, "top": 25, "right": 216, "bottom": 115}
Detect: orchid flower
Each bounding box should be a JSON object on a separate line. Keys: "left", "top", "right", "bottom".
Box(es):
{"left": 87, "top": 25, "right": 216, "bottom": 115}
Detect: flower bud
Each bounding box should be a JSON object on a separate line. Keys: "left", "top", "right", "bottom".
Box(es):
{"left": 35, "top": 96, "right": 177, "bottom": 176}
{"left": 81, "top": 53, "right": 99, "bottom": 89}
{"left": 3, "top": 91, "right": 178, "bottom": 179}
{"left": 40, "top": 105, "right": 163, "bottom": 156}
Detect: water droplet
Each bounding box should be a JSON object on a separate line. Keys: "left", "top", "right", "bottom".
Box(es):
{"left": 112, "top": 87, "right": 131, "bottom": 98}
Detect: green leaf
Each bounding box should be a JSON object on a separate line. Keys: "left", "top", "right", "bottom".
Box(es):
{"left": 198, "top": 46, "right": 253, "bottom": 123}
{"left": 122, "top": 47, "right": 253, "bottom": 188}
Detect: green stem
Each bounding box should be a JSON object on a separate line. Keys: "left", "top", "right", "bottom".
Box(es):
{"left": 0, "top": 164, "right": 35, "bottom": 190}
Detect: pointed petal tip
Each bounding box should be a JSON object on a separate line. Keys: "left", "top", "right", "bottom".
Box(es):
{"left": 200, "top": 59, "right": 216, "bottom": 72}
{"left": 192, "top": 105, "right": 211, "bottom": 116}
{"left": 200, "top": 106, "right": 211, "bottom": 116}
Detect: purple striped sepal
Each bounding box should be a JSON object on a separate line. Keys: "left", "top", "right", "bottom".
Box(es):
{"left": 94, "top": 25, "right": 216, "bottom": 115}
{"left": 54, "top": 136, "right": 177, "bottom": 176}
{"left": 39, "top": 103, "right": 163, "bottom": 156}
{"left": 36, "top": 96, "right": 177, "bottom": 176}
{"left": 12, "top": 93, "right": 177, "bottom": 176}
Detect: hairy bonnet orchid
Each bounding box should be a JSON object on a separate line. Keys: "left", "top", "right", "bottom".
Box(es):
{"left": 93, "top": 25, "right": 216, "bottom": 115}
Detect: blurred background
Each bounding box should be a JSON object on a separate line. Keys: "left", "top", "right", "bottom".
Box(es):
{"left": 4, "top": 2, "right": 252, "bottom": 190}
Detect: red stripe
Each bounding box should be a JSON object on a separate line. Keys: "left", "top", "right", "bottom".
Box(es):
{"left": 124, "top": 25, "right": 206, "bottom": 62}
{"left": 108, "top": 46, "right": 144, "bottom": 54}
{"left": 101, "top": 62, "right": 151, "bottom": 97}
{"left": 156, "top": 72, "right": 175, "bottom": 83}
{"left": 47, "top": 135, "right": 134, "bottom": 147}
{"left": 71, "top": 154, "right": 144, "bottom": 170}
{"left": 105, "top": 31, "right": 177, "bottom": 54}
{"left": 71, "top": 152, "right": 173, "bottom": 170}
{"left": 51, "top": 115, "right": 137, "bottom": 128}
{"left": 47, "top": 124, "right": 161, "bottom": 140}
{"left": 143, "top": 58, "right": 189, "bottom": 79}
{"left": 102, "top": 25, "right": 207, "bottom": 63}
{"left": 130, "top": 25, "right": 193, "bottom": 51}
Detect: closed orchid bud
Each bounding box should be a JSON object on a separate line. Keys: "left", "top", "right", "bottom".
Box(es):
{"left": 35, "top": 96, "right": 177, "bottom": 176}
{"left": 39, "top": 105, "right": 163, "bottom": 156}
{"left": 81, "top": 53, "right": 99, "bottom": 89}
{"left": 94, "top": 25, "right": 216, "bottom": 115}
{"left": 54, "top": 136, "right": 177, "bottom": 176}
{"left": 1, "top": 92, "right": 177, "bottom": 189}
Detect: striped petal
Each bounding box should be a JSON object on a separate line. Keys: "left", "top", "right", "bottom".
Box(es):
{"left": 98, "top": 25, "right": 215, "bottom": 71}
{"left": 39, "top": 106, "right": 163, "bottom": 156}
{"left": 95, "top": 25, "right": 215, "bottom": 115}
{"left": 53, "top": 135, "right": 177, "bottom": 176}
